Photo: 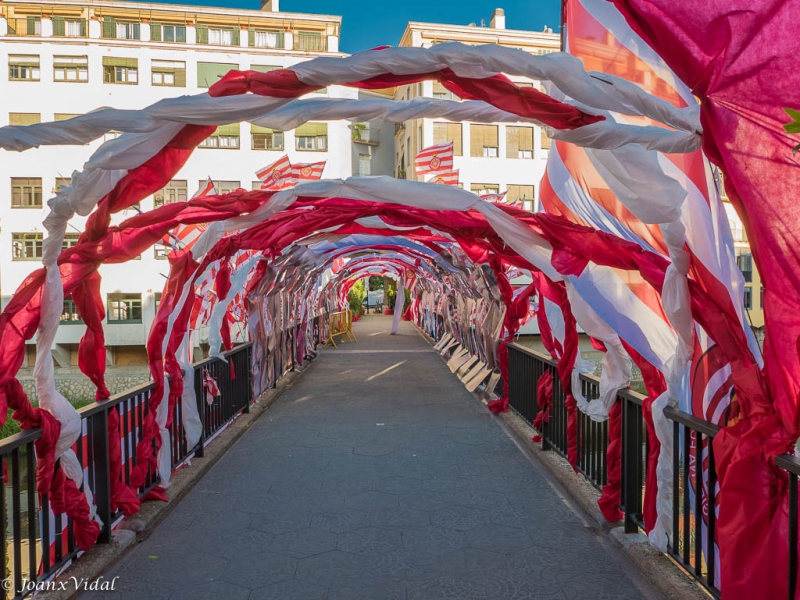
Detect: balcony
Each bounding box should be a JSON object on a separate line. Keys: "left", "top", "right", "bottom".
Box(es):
{"left": 7, "top": 17, "right": 41, "bottom": 36}
{"left": 351, "top": 124, "right": 379, "bottom": 146}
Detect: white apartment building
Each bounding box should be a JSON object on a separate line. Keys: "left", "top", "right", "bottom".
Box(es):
{"left": 0, "top": 0, "right": 399, "bottom": 367}
{"left": 394, "top": 10, "right": 560, "bottom": 210}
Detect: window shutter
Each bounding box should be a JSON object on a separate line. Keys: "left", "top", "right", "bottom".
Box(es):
{"left": 248, "top": 29, "right": 255, "bottom": 46}
{"left": 470, "top": 124, "right": 497, "bottom": 156}
{"left": 216, "top": 123, "right": 240, "bottom": 136}
{"left": 174, "top": 67, "right": 186, "bottom": 87}
{"left": 519, "top": 126, "right": 533, "bottom": 151}
{"left": 540, "top": 127, "right": 551, "bottom": 150}
{"left": 231, "top": 28, "right": 240, "bottom": 45}
{"left": 433, "top": 81, "right": 447, "bottom": 96}
{"left": 150, "top": 23, "right": 162, "bottom": 41}
{"left": 251, "top": 124, "right": 279, "bottom": 134}
{"left": 433, "top": 122, "right": 462, "bottom": 155}
{"left": 296, "top": 122, "right": 327, "bottom": 136}
{"left": 506, "top": 126, "right": 520, "bottom": 159}
{"left": 9, "top": 113, "right": 41, "bottom": 125}
{"left": 102, "top": 17, "right": 115, "bottom": 38}
{"left": 80, "top": 19, "right": 87, "bottom": 36}
{"left": 196, "top": 25, "right": 208, "bottom": 44}
{"left": 251, "top": 64, "right": 280, "bottom": 73}
{"left": 52, "top": 17, "right": 65, "bottom": 36}
{"left": 27, "top": 16, "right": 37, "bottom": 35}
{"left": 103, "top": 57, "right": 137, "bottom": 68}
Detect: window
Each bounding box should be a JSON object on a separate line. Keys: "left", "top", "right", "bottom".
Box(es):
{"left": 197, "top": 62, "right": 238, "bottom": 88}
{"left": 199, "top": 124, "right": 240, "bottom": 149}
{"left": 295, "top": 122, "right": 328, "bottom": 151}
{"left": 154, "top": 246, "right": 170, "bottom": 260}
{"left": 251, "top": 125, "right": 284, "bottom": 150}
{"left": 470, "top": 124, "right": 499, "bottom": 158}
{"left": 107, "top": 293, "right": 142, "bottom": 323}
{"left": 295, "top": 31, "right": 325, "bottom": 52}
{"left": 9, "top": 55, "right": 39, "bottom": 81}
{"left": 151, "top": 60, "right": 186, "bottom": 87}
{"left": 737, "top": 253, "right": 753, "bottom": 282}
{"left": 62, "top": 233, "right": 80, "bottom": 249}
{"left": 541, "top": 126, "right": 552, "bottom": 150}
{"left": 103, "top": 58, "right": 138, "bottom": 84}
{"left": 202, "top": 180, "right": 240, "bottom": 194}
{"left": 471, "top": 183, "right": 499, "bottom": 195}
{"left": 760, "top": 286, "right": 764, "bottom": 309}
{"left": 53, "top": 176, "right": 72, "bottom": 195}
{"left": 11, "top": 178, "right": 42, "bottom": 208}
{"left": 61, "top": 298, "right": 83, "bottom": 324}
{"left": 196, "top": 26, "right": 239, "bottom": 46}
{"left": 9, "top": 113, "right": 41, "bottom": 126}
{"left": 433, "top": 122, "right": 463, "bottom": 156}
{"left": 506, "top": 184, "right": 535, "bottom": 204}
{"left": 150, "top": 23, "right": 186, "bottom": 43}
{"left": 52, "top": 17, "right": 87, "bottom": 38}
{"left": 358, "top": 153, "right": 371, "bottom": 176}
{"left": 154, "top": 292, "right": 163, "bottom": 313}
{"left": 154, "top": 180, "right": 188, "bottom": 207}
{"left": 54, "top": 56, "right": 88, "bottom": 83}
{"left": 102, "top": 18, "right": 140, "bottom": 40}
{"left": 743, "top": 287, "right": 752, "bottom": 310}
{"left": 250, "top": 65, "right": 281, "bottom": 73}
{"left": 432, "top": 81, "right": 458, "bottom": 101}
{"left": 54, "top": 115, "right": 78, "bottom": 124}
{"left": 12, "top": 233, "right": 43, "bottom": 260}
{"left": 7, "top": 16, "right": 41, "bottom": 36}
{"left": 506, "top": 126, "right": 534, "bottom": 159}
{"left": 249, "top": 29, "right": 284, "bottom": 49}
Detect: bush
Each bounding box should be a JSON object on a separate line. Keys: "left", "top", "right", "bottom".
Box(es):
{"left": 348, "top": 279, "right": 366, "bottom": 315}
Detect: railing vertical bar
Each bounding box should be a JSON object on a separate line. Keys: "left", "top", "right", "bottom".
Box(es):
{"left": 694, "top": 432, "right": 703, "bottom": 578}
{"left": 672, "top": 419, "right": 680, "bottom": 555}
{"left": 26, "top": 441, "right": 37, "bottom": 582}
{"left": 683, "top": 425, "right": 690, "bottom": 566}
{"left": 12, "top": 448, "right": 23, "bottom": 595}
{"left": 707, "top": 440, "right": 717, "bottom": 591}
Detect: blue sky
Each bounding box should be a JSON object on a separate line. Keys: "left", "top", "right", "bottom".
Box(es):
{"left": 140, "top": 0, "right": 561, "bottom": 53}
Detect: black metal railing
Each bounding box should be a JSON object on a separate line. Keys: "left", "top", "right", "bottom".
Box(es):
{"left": 0, "top": 342, "right": 260, "bottom": 598}
{"left": 507, "top": 343, "right": 647, "bottom": 532}
{"left": 776, "top": 453, "right": 800, "bottom": 600}
{"left": 664, "top": 405, "right": 720, "bottom": 598}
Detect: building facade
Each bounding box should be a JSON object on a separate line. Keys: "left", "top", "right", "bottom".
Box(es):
{"left": 394, "top": 10, "right": 559, "bottom": 211}
{"left": 0, "top": 0, "right": 396, "bottom": 367}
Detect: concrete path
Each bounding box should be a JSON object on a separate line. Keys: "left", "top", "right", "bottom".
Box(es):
{"left": 84, "top": 316, "right": 658, "bottom": 600}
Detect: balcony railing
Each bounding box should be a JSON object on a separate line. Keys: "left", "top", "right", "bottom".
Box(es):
{"left": 7, "top": 17, "right": 41, "bottom": 37}
{"left": 352, "top": 125, "right": 380, "bottom": 145}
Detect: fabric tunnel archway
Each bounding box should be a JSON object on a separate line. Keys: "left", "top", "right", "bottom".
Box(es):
{"left": 0, "top": 36, "right": 784, "bottom": 600}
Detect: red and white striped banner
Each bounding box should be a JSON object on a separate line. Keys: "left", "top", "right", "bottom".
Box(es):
{"left": 480, "top": 192, "right": 508, "bottom": 203}
{"left": 427, "top": 170, "right": 459, "bottom": 186}
{"left": 415, "top": 142, "right": 454, "bottom": 175}
{"left": 290, "top": 161, "right": 326, "bottom": 181}
{"left": 256, "top": 155, "right": 292, "bottom": 189}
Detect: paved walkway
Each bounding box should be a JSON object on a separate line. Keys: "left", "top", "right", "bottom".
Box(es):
{"left": 85, "top": 316, "right": 658, "bottom": 600}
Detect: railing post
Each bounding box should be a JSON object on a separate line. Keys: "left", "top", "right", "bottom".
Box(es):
{"left": 194, "top": 369, "right": 205, "bottom": 458}
{"left": 242, "top": 345, "right": 251, "bottom": 414}
{"left": 622, "top": 395, "right": 639, "bottom": 533}
{"left": 90, "top": 409, "right": 112, "bottom": 543}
